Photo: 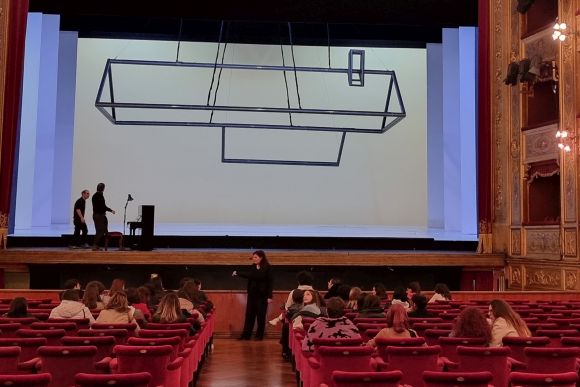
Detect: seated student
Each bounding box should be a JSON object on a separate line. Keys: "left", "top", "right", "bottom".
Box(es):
{"left": 270, "top": 270, "right": 315, "bottom": 326}
{"left": 292, "top": 289, "right": 322, "bottom": 330}
{"left": 428, "top": 283, "right": 452, "bottom": 303}
{"left": 324, "top": 278, "right": 342, "bottom": 300}
{"left": 147, "top": 274, "right": 166, "bottom": 307}
{"left": 408, "top": 294, "right": 434, "bottom": 318}
{"left": 391, "top": 286, "right": 410, "bottom": 311}
{"left": 4, "top": 297, "right": 34, "bottom": 318}
{"left": 302, "top": 297, "right": 360, "bottom": 351}
{"left": 357, "top": 294, "right": 386, "bottom": 318}
{"left": 450, "top": 306, "right": 491, "bottom": 344}
{"left": 50, "top": 289, "right": 95, "bottom": 324}
{"left": 372, "top": 282, "right": 389, "bottom": 305}
{"left": 82, "top": 281, "right": 106, "bottom": 311}
{"left": 96, "top": 291, "right": 139, "bottom": 329}
{"left": 176, "top": 286, "right": 205, "bottom": 324}
{"left": 151, "top": 293, "right": 188, "bottom": 324}
{"left": 367, "top": 303, "right": 417, "bottom": 347}
{"left": 126, "top": 287, "right": 151, "bottom": 322}
{"left": 489, "top": 299, "right": 531, "bottom": 347}
{"left": 346, "top": 287, "right": 362, "bottom": 310}
{"left": 101, "top": 278, "right": 125, "bottom": 306}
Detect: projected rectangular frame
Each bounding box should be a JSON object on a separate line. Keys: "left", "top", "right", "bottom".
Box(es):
{"left": 94, "top": 59, "right": 406, "bottom": 134}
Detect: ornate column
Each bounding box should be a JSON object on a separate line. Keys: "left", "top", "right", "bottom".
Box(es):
{"left": 0, "top": 0, "right": 29, "bottom": 248}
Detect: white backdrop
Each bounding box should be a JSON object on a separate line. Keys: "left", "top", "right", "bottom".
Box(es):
{"left": 72, "top": 39, "right": 427, "bottom": 228}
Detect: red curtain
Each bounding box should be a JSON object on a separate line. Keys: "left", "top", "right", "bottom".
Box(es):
{"left": 477, "top": 0, "right": 492, "bottom": 230}
{"left": 0, "top": 0, "right": 29, "bottom": 219}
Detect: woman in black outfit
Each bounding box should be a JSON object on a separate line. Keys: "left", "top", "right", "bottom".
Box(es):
{"left": 232, "top": 250, "right": 273, "bottom": 340}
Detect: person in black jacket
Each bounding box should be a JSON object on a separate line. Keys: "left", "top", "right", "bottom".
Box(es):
{"left": 91, "top": 182, "right": 115, "bottom": 251}
{"left": 232, "top": 250, "right": 273, "bottom": 340}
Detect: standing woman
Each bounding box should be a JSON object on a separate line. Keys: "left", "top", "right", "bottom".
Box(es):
{"left": 232, "top": 250, "right": 273, "bottom": 340}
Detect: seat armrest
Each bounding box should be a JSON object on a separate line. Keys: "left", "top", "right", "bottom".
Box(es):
{"left": 438, "top": 356, "right": 459, "bottom": 370}
{"left": 508, "top": 356, "right": 527, "bottom": 371}
{"left": 307, "top": 355, "right": 320, "bottom": 369}
{"left": 371, "top": 356, "right": 387, "bottom": 371}
{"left": 109, "top": 357, "right": 119, "bottom": 373}
{"left": 18, "top": 358, "right": 40, "bottom": 372}
{"left": 95, "top": 357, "right": 112, "bottom": 373}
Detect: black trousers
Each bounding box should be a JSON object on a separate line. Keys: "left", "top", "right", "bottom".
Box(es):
{"left": 92, "top": 213, "right": 108, "bottom": 247}
{"left": 241, "top": 294, "right": 268, "bottom": 339}
{"left": 73, "top": 220, "right": 88, "bottom": 246}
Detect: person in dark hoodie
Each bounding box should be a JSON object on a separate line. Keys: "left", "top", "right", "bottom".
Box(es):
{"left": 324, "top": 277, "right": 342, "bottom": 299}
{"left": 49, "top": 289, "right": 95, "bottom": 325}
{"left": 357, "top": 294, "right": 386, "bottom": 318}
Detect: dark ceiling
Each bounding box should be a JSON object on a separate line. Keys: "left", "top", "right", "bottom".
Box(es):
{"left": 28, "top": 0, "right": 478, "bottom": 47}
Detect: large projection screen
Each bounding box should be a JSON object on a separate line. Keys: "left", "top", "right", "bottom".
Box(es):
{"left": 72, "top": 39, "right": 427, "bottom": 229}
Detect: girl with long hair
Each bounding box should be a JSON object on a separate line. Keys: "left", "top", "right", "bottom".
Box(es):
{"left": 96, "top": 291, "right": 139, "bottom": 328}
{"left": 152, "top": 292, "right": 186, "bottom": 324}
{"left": 429, "top": 283, "right": 452, "bottom": 303}
{"left": 489, "top": 299, "right": 531, "bottom": 346}
{"left": 82, "top": 281, "right": 106, "bottom": 310}
{"left": 367, "top": 303, "right": 417, "bottom": 347}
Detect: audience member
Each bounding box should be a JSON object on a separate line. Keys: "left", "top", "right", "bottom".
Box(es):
{"left": 50, "top": 289, "right": 95, "bottom": 324}
{"left": 151, "top": 293, "right": 188, "bottom": 324}
{"left": 429, "top": 283, "right": 452, "bottom": 303}
{"left": 292, "top": 289, "right": 322, "bottom": 330}
{"left": 367, "top": 303, "right": 417, "bottom": 347}
{"left": 270, "top": 270, "right": 314, "bottom": 326}
{"left": 324, "top": 277, "right": 342, "bottom": 299}
{"left": 346, "top": 287, "right": 362, "bottom": 310}
{"left": 372, "top": 282, "right": 389, "bottom": 304}
{"left": 450, "top": 306, "right": 491, "bottom": 344}
{"left": 101, "top": 278, "right": 125, "bottom": 305}
{"left": 96, "top": 291, "right": 139, "bottom": 329}
{"left": 176, "top": 285, "right": 205, "bottom": 323}
{"left": 357, "top": 294, "right": 385, "bottom": 318}
{"left": 302, "top": 297, "right": 360, "bottom": 351}
{"left": 489, "top": 299, "right": 530, "bottom": 346}
{"left": 408, "top": 294, "right": 433, "bottom": 318}
{"left": 82, "top": 281, "right": 106, "bottom": 311}
{"left": 181, "top": 281, "right": 211, "bottom": 317}
{"left": 126, "top": 287, "right": 151, "bottom": 322}
{"left": 63, "top": 279, "right": 81, "bottom": 290}
{"left": 391, "top": 286, "right": 410, "bottom": 310}
{"left": 4, "top": 297, "right": 34, "bottom": 318}
{"left": 336, "top": 284, "right": 352, "bottom": 301}
{"left": 407, "top": 281, "right": 422, "bottom": 298}
{"left": 147, "top": 274, "right": 166, "bottom": 307}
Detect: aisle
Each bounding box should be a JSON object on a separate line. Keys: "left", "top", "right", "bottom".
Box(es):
{"left": 196, "top": 338, "right": 297, "bottom": 387}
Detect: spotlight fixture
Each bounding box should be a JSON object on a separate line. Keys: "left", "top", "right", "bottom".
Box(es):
{"left": 553, "top": 21, "right": 568, "bottom": 41}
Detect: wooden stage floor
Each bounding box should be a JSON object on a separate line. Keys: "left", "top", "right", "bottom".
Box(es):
{"left": 0, "top": 248, "right": 505, "bottom": 267}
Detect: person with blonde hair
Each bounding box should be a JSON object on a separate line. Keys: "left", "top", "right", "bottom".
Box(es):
{"left": 489, "top": 299, "right": 530, "bottom": 346}
{"left": 346, "top": 287, "right": 362, "bottom": 310}
{"left": 152, "top": 292, "right": 187, "bottom": 324}
{"left": 96, "top": 291, "right": 139, "bottom": 329}
{"left": 367, "top": 303, "right": 417, "bottom": 347}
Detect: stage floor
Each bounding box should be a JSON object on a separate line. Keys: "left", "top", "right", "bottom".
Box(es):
{"left": 10, "top": 223, "right": 478, "bottom": 241}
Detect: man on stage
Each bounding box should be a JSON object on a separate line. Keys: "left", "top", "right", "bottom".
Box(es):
{"left": 71, "top": 189, "right": 90, "bottom": 248}
{"left": 92, "top": 183, "right": 115, "bottom": 251}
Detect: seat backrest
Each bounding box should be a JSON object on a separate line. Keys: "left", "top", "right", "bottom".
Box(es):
{"left": 16, "top": 329, "right": 65, "bottom": 345}
{"left": 456, "top": 345, "right": 511, "bottom": 387}
{"left": 0, "top": 346, "right": 21, "bottom": 374}
{"left": 546, "top": 317, "right": 580, "bottom": 328}
{"left": 332, "top": 370, "right": 403, "bottom": 387}
{"left": 0, "top": 373, "right": 52, "bottom": 387}
{"left": 509, "top": 371, "right": 579, "bottom": 387}
{"left": 385, "top": 345, "right": 441, "bottom": 387}
{"left": 374, "top": 337, "right": 426, "bottom": 361}
{"left": 409, "top": 317, "right": 444, "bottom": 326}
{"left": 78, "top": 328, "right": 129, "bottom": 344}
{"left": 0, "top": 317, "right": 36, "bottom": 326}
{"left": 524, "top": 347, "right": 580, "bottom": 373}
{"left": 75, "top": 372, "right": 152, "bottom": 387}
{"left": 353, "top": 317, "right": 388, "bottom": 325}
{"left": 127, "top": 336, "right": 182, "bottom": 359}
{"left": 413, "top": 323, "right": 454, "bottom": 337}
{"left": 502, "top": 336, "right": 550, "bottom": 362}
{"left": 91, "top": 323, "right": 138, "bottom": 337}
{"left": 30, "top": 322, "right": 77, "bottom": 335}
{"left": 137, "top": 329, "right": 188, "bottom": 343}
{"left": 437, "top": 337, "right": 487, "bottom": 362}
{"left": 113, "top": 345, "right": 172, "bottom": 387}
{"left": 311, "top": 337, "right": 363, "bottom": 348}
{"left": 423, "top": 371, "right": 493, "bottom": 387}
{"left": 47, "top": 318, "right": 90, "bottom": 330}
{"left": 144, "top": 322, "right": 191, "bottom": 331}
{"left": 560, "top": 336, "right": 580, "bottom": 347}
{"left": 38, "top": 345, "right": 97, "bottom": 387}
{"left": 424, "top": 329, "right": 452, "bottom": 346}
{"left": 535, "top": 329, "right": 580, "bottom": 347}
{"left": 355, "top": 323, "right": 385, "bottom": 341}
{"left": 61, "top": 336, "right": 116, "bottom": 361}
{"left": 0, "top": 337, "right": 47, "bottom": 361}
{"left": 0, "top": 322, "right": 22, "bottom": 338}
{"left": 312, "top": 346, "right": 374, "bottom": 387}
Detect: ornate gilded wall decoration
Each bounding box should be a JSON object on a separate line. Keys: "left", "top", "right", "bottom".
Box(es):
{"left": 565, "top": 270, "right": 577, "bottom": 290}
{"left": 526, "top": 228, "right": 560, "bottom": 256}
{"left": 523, "top": 125, "right": 559, "bottom": 164}
{"left": 511, "top": 266, "right": 522, "bottom": 287}
{"left": 564, "top": 229, "right": 577, "bottom": 257}
{"left": 511, "top": 228, "right": 522, "bottom": 255}
{"left": 526, "top": 267, "right": 562, "bottom": 289}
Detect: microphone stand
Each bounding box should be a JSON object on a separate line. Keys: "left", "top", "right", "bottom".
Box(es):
{"left": 123, "top": 197, "right": 130, "bottom": 236}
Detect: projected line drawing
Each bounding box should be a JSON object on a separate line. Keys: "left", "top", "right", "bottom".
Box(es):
{"left": 94, "top": 23, "right": 407, "bottom": 166}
